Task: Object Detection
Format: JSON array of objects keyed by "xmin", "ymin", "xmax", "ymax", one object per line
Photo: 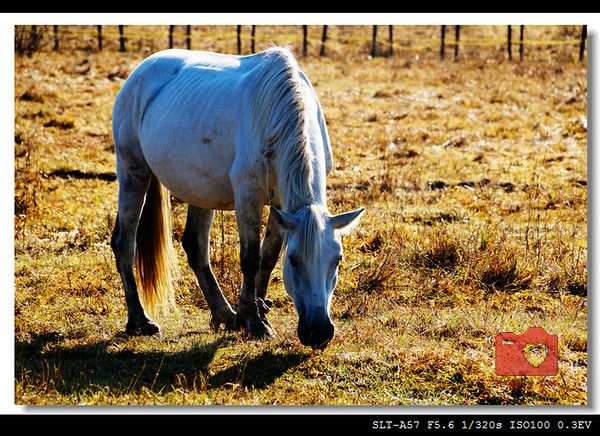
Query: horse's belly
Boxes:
[
  {"xmin": 166, "ymin": 174, "xmax": 235, "ymax": 211},
  {"xmin": 142, "ymin": 137, "xmax": 237, "ymax": 211}
]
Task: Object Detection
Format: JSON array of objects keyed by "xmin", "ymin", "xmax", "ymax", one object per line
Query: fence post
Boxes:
[
  {"xmin": 119, "ymin": 25, "xmax": 126, "ymax": 52},
  {"xmin": 237, "ymin": 25, "xmax": 242, "ymax": 54},
  {"xmin": 580, "ymin": 25, "xmax": 587, "ymax": 62},
  {"xmin": 454, "ymin": 25, "xmax": 460, "ymax": 60},
  {"xmin": 388, "ymin": 25, "xmax": 393, "ymax": 57},
  {"xmin": 97, "ymin": 25, "xmax": 103, "ymax": 51},
  {"xmin": 251, "ymin": 25, "xmax": 256, "ymax": 53},
  {"xmin": 186, "ymin": 25, "xmax": 191, "ymax": 50},
  {"xmin": 507, "ymin": 25, "xmax": 512, "ymax": 60},
  {"xmin": 320, "ymin": 25, "xmax": 328, "ymax": 57},
  {"xmin": 303, "ymin": 25, "xmax": 308, "ymax": 57},
  {"xmin": 519, "ymin": 25, "xmax": 524, "ymax": 61},
  {"xmin": 371, "ymin": 25, "xmax": 377, "ymax": 58},
  {"xmin": 53, "ymin": 25, "xmax": 59, "ymax": 51},
  {"xmin": 169, "ymin": 25, "xmax": 174, "ymax": 49},
  {"xmin": 440, "ymin": 25, "xmax": 446, "ymax": 59}
]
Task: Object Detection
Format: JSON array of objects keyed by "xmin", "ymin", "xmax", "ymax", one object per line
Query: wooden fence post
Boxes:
[
  {"xmin": 303, "ymin": 25, "xmax": 308, "ymax": 57},
  {"xmin": 388, "ymin": 25, "xmax": 393, "ymax": 57},
  {"xmin": 186, "ymin": 25, "xmax": 191, "ymax": 50},
  {"xmin": 237, "ymin": 25, "xmax": 242, "ymax": 54},
  {"xmin": 507, "ymin": 25, "xmax": 512, "ymax": 60},
  {"xmin": 53, "ymin": 25, "xmax": 59, "ymax": 51},
  {"xmin": 454, "ymin": 25, "xmax": 460, "ymax": 60},
  {"xmin": 580, "ymin": 25, "xmax": 587, "ymax": 62},
  {"xmin": 251, "ymin": 25, "xmax": 256, "ymax": 53},
  {"xmin": 320, "ymin": 25, "xmax": 328, "ymax": 57},
  {"xmin": 371, "ymin": 25, "xmax": 377, "ymax": 58},
  {"xmin": 119, "ymin": 25, "xmax": 126, "ymax": 52},
  {"xmin": 97, "ymin": 25, "xmax": 102, "ymax": 51},
  {"xmin": 519, "ymin": 25, "xmax": 524, "ymax": 61},
  {"xmin": 169, "ymin": 25, "xmax": 174, "ymax": 49},
  {"xmin": 440, "ymin": 25, "xmax": 446, "ymax": 59}
]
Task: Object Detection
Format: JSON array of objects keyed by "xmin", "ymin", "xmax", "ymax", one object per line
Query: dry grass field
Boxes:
[{"xmin": 14, "ymin": 25, "xmax": 587, "ymax": 405}]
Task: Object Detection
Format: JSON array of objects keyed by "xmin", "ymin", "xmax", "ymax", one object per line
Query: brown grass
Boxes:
[{"xmin": 14, "ymin": 25, "xmax": 587, "ymax": 405}]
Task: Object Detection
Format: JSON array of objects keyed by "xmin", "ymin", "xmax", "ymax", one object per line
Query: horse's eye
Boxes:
[{"xmin": 289, "ymin": 255, "xmax": 298, "ymax": 268}]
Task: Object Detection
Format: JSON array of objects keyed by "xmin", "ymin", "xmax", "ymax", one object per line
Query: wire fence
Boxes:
[{"xmin": 17, "ymin": 25, "xmax": 588, "ymax": 62}]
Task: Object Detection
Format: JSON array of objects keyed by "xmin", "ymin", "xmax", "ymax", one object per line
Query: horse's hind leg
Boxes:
[
  {"xmin": 182, "ymin": 205, "xmax": 236, "ymax": 331},
  {"xmin": 111, "ymin": 151, "xmax": 159, "ymax": 336}
]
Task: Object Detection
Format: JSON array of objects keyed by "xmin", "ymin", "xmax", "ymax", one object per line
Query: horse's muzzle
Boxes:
[{"xmin": 298, "ymin": 318, "xmax": 335, "ymax": 350}]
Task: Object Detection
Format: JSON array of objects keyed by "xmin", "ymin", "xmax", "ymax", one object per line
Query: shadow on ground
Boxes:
[{"xmin": 15, "ymin": 330, "xmax": 309, "ymax": 399}]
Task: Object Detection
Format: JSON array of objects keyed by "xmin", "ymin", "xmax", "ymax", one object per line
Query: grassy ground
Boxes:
[{"xmin": 14, "ymin": 25, "xmax": 587, "ymax": 405}]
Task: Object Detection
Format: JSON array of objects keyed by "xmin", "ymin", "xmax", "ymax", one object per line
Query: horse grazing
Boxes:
[{"xmin": 111, "ymin": 46, "xmax": 363, "ymax": 349}]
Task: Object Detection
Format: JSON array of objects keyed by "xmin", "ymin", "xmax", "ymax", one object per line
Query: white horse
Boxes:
[{"xmin": 111, "ymin": 46, "xmax": 363, "ymax": 349}]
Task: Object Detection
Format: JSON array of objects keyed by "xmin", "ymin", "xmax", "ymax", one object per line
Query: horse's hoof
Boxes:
[
  {"xmin": 235, "ymin": 298, "xmax": 274, "ymax": 338},
  {"xmin": 257, "ymin": 298, "xmax": 271, "ymax": 316},
  {"xmin": 126, "ymin": 319, "xmax": 161, "ymax": 336},
  {"xmin": 210, "ymin": 309, "xmax": 237, "ymax": 332},
  {"xmin": 245, "ymin": 315, "xmax": 274, "ymax": 339}
]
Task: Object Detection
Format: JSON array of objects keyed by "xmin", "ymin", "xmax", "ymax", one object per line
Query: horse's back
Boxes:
[
  {"xmin": 113, "ymin": 49, "xmax": 246, "ymax": 132},
  {"xmin": 112, "ymin": 47, "xmax": 331, "ymax": 210}
]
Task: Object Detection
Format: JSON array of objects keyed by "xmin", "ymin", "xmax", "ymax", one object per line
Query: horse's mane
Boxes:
[
  {"xmin": 250, "ymin": 46, "xmax": 315, "ymax": 214},
  {"xmin": 250, "ymin": 46, "xmax": 325, "ymax": 269}
]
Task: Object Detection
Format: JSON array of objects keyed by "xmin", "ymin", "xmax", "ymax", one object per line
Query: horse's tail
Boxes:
[{"xmin": 135, "ymin": 174, "xmax": 177, "ymax": 315}]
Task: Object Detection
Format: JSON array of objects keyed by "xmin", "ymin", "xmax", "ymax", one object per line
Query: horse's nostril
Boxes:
[
  {"xmin": 325, "ymin": 321, "xmax": 334, "ymax": 338},
  {"xmin": 297, "ymin": 321, "xmax": 311, "ymax": 346}
]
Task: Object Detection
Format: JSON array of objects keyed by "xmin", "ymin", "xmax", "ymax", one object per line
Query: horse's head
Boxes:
[{"xmin": 271, "ymin": 205, "xmax": 364, "ymax": 350}]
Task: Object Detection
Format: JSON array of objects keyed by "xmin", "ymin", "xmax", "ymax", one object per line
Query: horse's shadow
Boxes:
[{"xmin": 15, "ymin": 330, "xmax": 309, "ymax": 399}]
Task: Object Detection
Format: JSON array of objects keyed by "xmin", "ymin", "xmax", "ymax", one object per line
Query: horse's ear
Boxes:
[
  {"xmin": 331, "ymin": 207, "xmax": 365, "ymax": 234},
  {"xmin": 270, "ymin": 206, "xmax": 299, "ymax": 231}
]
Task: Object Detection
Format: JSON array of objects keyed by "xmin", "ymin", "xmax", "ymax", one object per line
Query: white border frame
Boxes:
[{"xmin": 2, "ymin": 12, "xmax": 596, "ymax": 415}]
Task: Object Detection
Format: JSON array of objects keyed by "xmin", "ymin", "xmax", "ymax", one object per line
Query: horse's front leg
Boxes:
[
  {"xmin": 255, "ymin": 207, "xmax": 283, "ymax": 305},
  {"xmin": 233, "ymin": 184, "xmax": 274, "ymax": 339}
]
